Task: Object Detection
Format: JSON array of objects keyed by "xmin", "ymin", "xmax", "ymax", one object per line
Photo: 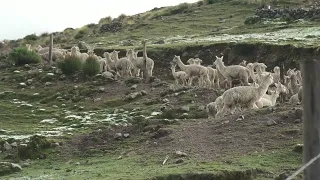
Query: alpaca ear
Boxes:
[
  {"xmin": 221, "ymin": 56, "xmax": 224, "ymax": 59},
  {"xmin": 215, "ymin": 56, "xmax": 218, "ymax": 59}
]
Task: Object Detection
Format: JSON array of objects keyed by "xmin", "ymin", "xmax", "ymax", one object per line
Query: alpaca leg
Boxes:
[
  {"xmin": 226, "ymin": 77, "xmax": 232, "ymax": 89},
  {"xmin": 188, "ymin": 77, "xmax": 193, "ymax": 87}
]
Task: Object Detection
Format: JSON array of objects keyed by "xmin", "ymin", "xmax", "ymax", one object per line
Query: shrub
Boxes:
[
  {"xmin": 74, "ymin": 32, "xmax": 84, "ymax": 39},
  {"xmin": 40, "ymin": 32, "xmax": 49, "ymax": 37},
  {"xmin": 57, "ymin": 55, "xmax": 82, "ymax": 75},
  {"xmin": 244, "ymin": 15, "xmax": 261, "ymax": 25},
  {"xmin": 99, "ymin": 16, "xmax": 113, "ymax": 24},
  {"xmin": 169, "ymin": 3, "xmax": 191, "ymax": 15},
  {"xmin": 8, "ymin": 47, "xmax": 42, "ymax": 66},
  {"xmin": 82, "ymin": 56, "xmax": 100, "ymax": 76},
  {"xmin": 24, "ymin": 33, "xmax": 38, "ymax": 41}
]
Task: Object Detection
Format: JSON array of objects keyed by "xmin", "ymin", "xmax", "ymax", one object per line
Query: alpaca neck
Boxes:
[
  {"xmin": 215, "ymin": 59, "xmax": 226, "ymax": 73},
  {"xmin": 271, "ymin": 93, "xmax": 279, "ymax": 106},
  {"xmin": 143, "ymin": 42, "xmax": 147, "ymax": 61},
  {"xmin": 248, "ymin": 68, "xmax": 256, "ymax": 81},
  {"xmin": 176, "ymin": 58, "xmax": 187, "ymax": 71},
  {"xmin": 171, "ymin": 68, "xmax": 176, "ymax": 76},
  {"xmin": 256, "ymin": 81, "xmax": 271, "ymax": 98}
]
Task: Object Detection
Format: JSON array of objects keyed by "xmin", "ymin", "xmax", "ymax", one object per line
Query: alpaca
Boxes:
[
  {"xmin": 187, "ymin": 58, "xmax": 217, "ymax": 88},
  {"xmin": 170, "ymin": 64, "xmax": 187, "ymax": 86},
  {"xmin": 216, "ymin": 73, "xmax": 273, "ymax": 117},
  {"xmin": 171, "ymin": 55, "xmax": 209, "ymax": 87},
  {"xmin": 289, "ymin": 70, "xmax": 300, "ymax": 95},
  {"xmin": 127, "ymin": 40, "xmax": 154, "ymax": 78},
  {"xmin": 271, "ymin": 66, "xmax": 280, "ymax": 83},
  {"xmin": 289, "ymin": 86, "xmax": 303, "ymax": 104},
  {"xmin": 206, "ymin": 96, "xmax": 223, "ymax": 119},
  {"xmin": 40, "ymin": 50, "xmax": 65, "ymax": 62},
  {"xmin": 253, "ymin": 62, "xmax": 267, "ymax": 72},
  {"xmin": 36, "ymin": 45, "xmax": 60, "ymax": 54},
  {"xmin": 112, "ymin": 50, "xmax": 133, "ymax": 77},
  {"xmin": 214, "ymin": 56, "xmax": 250, "ymax": 89},
  {"xmin": 104, "ymin": 52, "xmax": 116, "ymax": 72},
  {"xmin": 246, "ymin": 63, "xmax": 259, "ymax": 83},
  {"xmin": 256, "ymin": 90, "xmax": 280, "ymax": 108}
]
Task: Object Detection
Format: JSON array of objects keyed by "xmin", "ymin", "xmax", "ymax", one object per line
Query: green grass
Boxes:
[{"xmin": 2, "ymin": 148, "xmax": 301, "ymax": 179}]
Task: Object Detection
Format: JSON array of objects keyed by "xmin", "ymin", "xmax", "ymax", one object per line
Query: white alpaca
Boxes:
[
  {"xmin": 104, "ymin": 52, "xmax": 116, "ymax": 72},
  {"xmin": 256, "ymin": 90, "xmax": 280, "ymax": 108},
  {"xmin": 187, "ymin": 58, "xmax": 217, "ymax": 88},
  {"xmin": 271, "ymin": 66, "xmax": 280, "ymax": 83},
  {"xmin": 206, "ymin": 96, "xmax": 223, "ymax": 119},
  {"xmin": 253, "ymin": 62, "xmax": 267, "ymax": 72},
  {"xmin": 26, "ymin": 44, "xmax": 32, "ymax": 51},
  {"xmin": 214, "ymin": 56, "xmax": 250, "ymax": 89},
  {"xmin": 171, "ymin": 64, "xmax": 187, "ymax": 86},
  {"xmin": 40, "ymin": 50, "xmax": 65, "ymax": 62},
  {"xmin": 216, "ymin": 73, "xmax": 273, "ymax": 117},
  {"xmin": 127, "ymin": 40, "xmax": 154, "ymax": 78},
  {"xmin": 112, "ymin": 50, "xmax": 133, "ymax": 77},
  {"xmin": 171, "ymin": 55, "xmax": 209, "ymax": 87},
  {"xmin": 246, "ymin": 63, "xmax": 259, "ymax": 83}
]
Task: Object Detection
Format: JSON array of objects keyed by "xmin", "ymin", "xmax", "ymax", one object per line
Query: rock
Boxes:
[
  {"xmin": 75, "ymin": 162, "xmax": 80, "ymax": 165},
  {"xmin": 236, "ymin": 115, "xmax": 245, "ymax": 121},
  {"xmin": 151, "ymin": 112, "xmax": 162, "ymax": 116},
  {"xmin": 152, "ymin": 128, "xmax": 173, "ymax": 139},
  {"xmin": 14, "ymin": 70, "xmax": 20, "ymax": 73},
  {"xmin": 10, "ymin": 142, "xmax": 17, "ymax": 148},
  {"xmin": 266, "ymin": 119, "xmax": 277, "ymax": 126},
  {"xmin": 175, "ymin": 151, "xmax": 187, "ymax": 157},
  {"xmin": 123, "ymin": 133, "xmax": 130, "ymax": 138},
  {"xmin": 294, "ymin": 119, "xmax": 301, "ymax": 124},
  {"xmin": 33, "ymin": 93, "xmax": 39, "ymax": 96},
  {"xmin": 99, "ymin": 87, "xmax": 105, "ymax": 92},
  {"xmin": 19, "ymin": 83, "xmax": 27, "ymax": 87},
  {"xmin": 4, "ymin": 141, "xmax": 12, "ymax": 151},
  {"xmin": 114, "ymin": 133, "xmax": 122, "ymax": 139},
  {"xmin": 130, "ymin": 84, "xmax": 137, "ymax": 90},
  {"xmin": 102, "ymin": 71, "xmax": 114, "ymax": 79},
  {"xmin": 94, "ymin": 98, "xmax": 102, "ymax": 102},
  {"xmin": 293, "ymin": 144, "xmax": 303, "ymax": 153},
  {"xmin": 45, "ymin": 82, "xmax": 53, "ymax": 86},
  {"xmin": 114, "ymin": 109, "xmax": 119, "ymax": 114},
  {"xmin": 198, "ymin": 105, "xmax": 205, "ymax": 111},
  {"xmin": 162, "ymin": 98, "xmax": 170, "ymax": 103},
  {"xmin": 180, "ymin": 106, "xmax": 190, "ymax": 112},
  {"xmin": 140, "ymin": 90, "xmax": 147, "ymax": 96},
  {"xmin": 154, "ymin": 40, "xmax": 165, "ymax": 44},
  {"xmin": 275, "ymin": 172, "xmax": 289, "ymax": 180},
  {"xmin": 47, "ymin": 73, "xmax": 54, "ymax": 76},
  {"xmin": 0, "ymin": 162, "xmax": 22, "ymax": 175},
  {"xmin": 175, "ymin": 158, "xmax": 184, "ymax": 164}
]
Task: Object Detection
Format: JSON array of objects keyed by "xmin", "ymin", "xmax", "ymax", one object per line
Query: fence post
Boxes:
[
  {"xmin": 48, "ymin": 34, "xmax": 53, "ymax": 64},
  {"xmin": 301, "ymin": 59, "xmax": 320, "ymax": 180}
]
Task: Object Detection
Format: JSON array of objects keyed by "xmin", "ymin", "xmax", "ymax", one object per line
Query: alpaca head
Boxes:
[
  {"xmin": 126, "ymin": 49, "xmax": 134, "ymax": 57},
  {"xmin": 170, "ymin": 63, "xmax": 176, "ymax": 70},
  {"xmin": 71, "ymin": 46, "xmax": 78, "ymax": 55},
  {"xmin": 275, "ymin": 82, "xmax": 289, "ymax": 94},
  {"xmin": 111, "ymin": 50, "xmax": 120, "ymax": 60},
  {"xmin": 259, "ymin": 63, "xmax": 267, "ymax": 71},
  {"xmin": 194, "ymin": 58, "xmax": 203, "ymax": 65},
  {"xmin": 274, "ymin": 66, "xmax": 280, "ymax": 74},
  {"xmin": 187, "ymin": 58, "xmax": 195, "ymax": 65},
  {"xmin": 261, "ymin": 73, "xmax": 274, "ymax": 86},
  {"xmin": 172, "ymin": 55, "xmax": 181, "ymax": 64},
  {"xmin": 246, "ymin": 63, "xmax": 254, "ymax": 70},
  {"xmin": 213, "ymin": 56, "xmax": 224, "ymax": 66}
]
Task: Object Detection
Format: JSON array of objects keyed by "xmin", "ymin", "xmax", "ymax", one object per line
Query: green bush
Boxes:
[
  {"xmin": 82, "ymin": 56, "xmax": 100, "ymax": 76},
  {"xmin": 244, "ymin": 15, "xmax": 261, "ymax": 25},
  {"xmin": 57, "ymin": 54, "xmax": 82, "ymax": 75},
  {"xmin": 8, "ymin": 47, "xmax": 42, "ymax": 66},
  {"xmin": 24, "ymin": 33, "xmax": 38, "ymax": 41}
]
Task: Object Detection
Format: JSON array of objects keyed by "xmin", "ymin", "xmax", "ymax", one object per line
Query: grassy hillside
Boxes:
[{"xmin": 6, "ymin": 0, "xmax": 320, "ymax": 49}]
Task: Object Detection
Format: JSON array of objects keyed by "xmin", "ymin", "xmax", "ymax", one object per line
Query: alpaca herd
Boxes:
[
  {"xmin": 26, "ymin": 41, "xmax": 155, "ymax": 80},
  {"xmin": 169, "ymin": 54, "xmax": 303, "ymax": 119},
  {"xmin": 26, "ymin": 42, "xmax": 303, "ymax": 120}
]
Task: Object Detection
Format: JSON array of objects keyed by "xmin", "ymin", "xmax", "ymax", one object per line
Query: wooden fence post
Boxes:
[
  {"xmin": 301, "ymin": 59, "xmax": 320, "ymax": 180},
  {"xmin": 48, "ymin": 34, "xmax": 53, "ymax": 64}
]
